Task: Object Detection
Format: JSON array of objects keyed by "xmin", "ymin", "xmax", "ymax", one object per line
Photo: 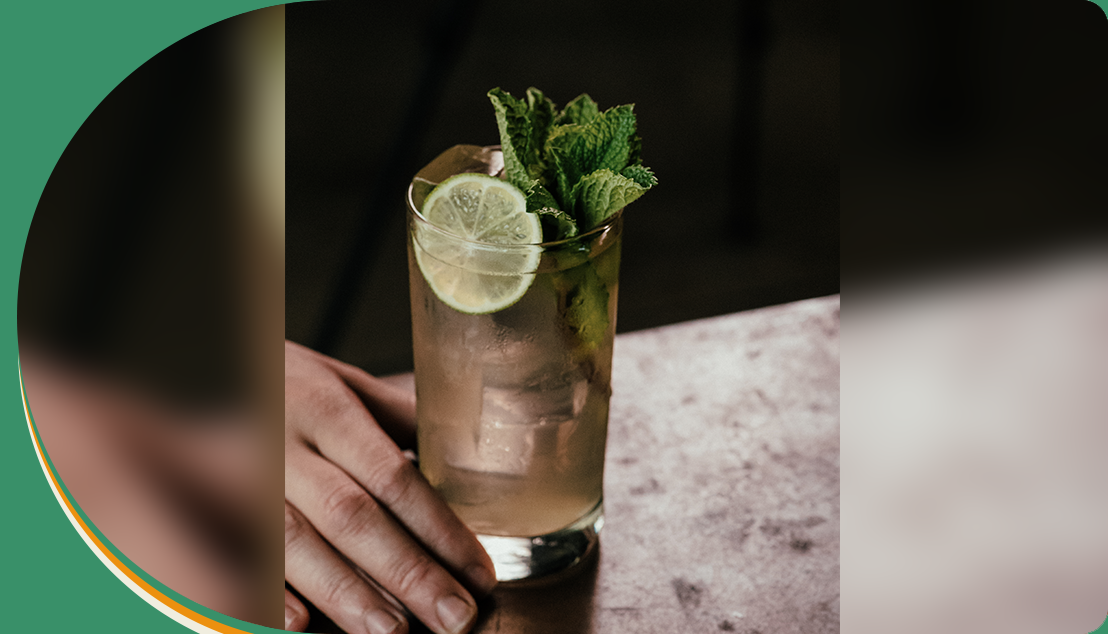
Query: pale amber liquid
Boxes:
[{"xmin": 409, "ymin": 235, "xmax": 619, "ymax": 537}]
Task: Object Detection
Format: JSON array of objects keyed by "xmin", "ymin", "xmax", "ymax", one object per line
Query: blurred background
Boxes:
[
  {"xmin": 844, "ymin": 0, "xmax": 1108, "ymax": 283},
  {"xmin": 842, "ymin": 1, "xmax": 1108, "ymax": 633},
  {"xmin": 285, "ymin": 0, "xmax": 840, "ymax": 374},
  {"xmin": 18, "ymin": 6, "xmax": 284, "ymax": 628}
]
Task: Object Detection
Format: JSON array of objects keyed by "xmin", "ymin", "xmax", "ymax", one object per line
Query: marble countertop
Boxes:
[{"xmin": 470, "ymin": 294, "xmax": 840, "ymax": 634}]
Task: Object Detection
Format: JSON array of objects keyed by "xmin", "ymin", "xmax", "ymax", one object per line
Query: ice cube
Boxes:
[
  {"xmin": 414, "ymin": 144, "xmax": 504, "ymax": 184},
  {"xmin": 471, "ymin": 370, "xmax": 589, "ymax": 476},
  {"xmin": 482, "ymin": 371, "xmax": 588, "ymax": 426}
]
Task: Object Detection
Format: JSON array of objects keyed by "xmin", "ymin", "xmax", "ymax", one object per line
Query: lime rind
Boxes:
[{"xmin": 413, "ymin": 174, "xmax": 542, "ymax": 314}]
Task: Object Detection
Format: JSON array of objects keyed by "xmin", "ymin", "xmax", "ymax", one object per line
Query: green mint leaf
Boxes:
[
  {"xmin": 526, "ymin": 184, "xmax": 579, "ymax": 240},
  {"xmin": 541, "ymin": 135, "xmax": 574, "ymax": 210},
  {"xmin": 488, "ymin": 88, "xmax": 541, "ymax": 192},
  {"xmin": 555, "ymin": 93, "xmax": 600, "ymax": 126},
  {"xmin": 525, "ymin": 183, "xmax": 559, "ymax": 213},
  {"xmin": 571, "ymin": 168, "xmax": 648, "ymax": 230},
  {"xmin": 571, "ymin": 104, "xmax": 638, "ymax": 174},
  {"xmin": 554, "ymin": 263, "xmax": 610, "ymax": 354},
  {"xmin": 627, "ymin": 132, "xmax": 643, "ymax": 165},
  {"xmin": 524, "ymin": 87, "xmax": 556, "ymax": 184},
  {"xmin": 620, "ymin": 164, "xmax": 658, "ymax": 188},
  {"xmin": 534, "ymin": 207, "xmax": 579, "ymax": 241},
  {"xmin": 544, "ymin": 105, "xmax": 638, "ymax": 210}
]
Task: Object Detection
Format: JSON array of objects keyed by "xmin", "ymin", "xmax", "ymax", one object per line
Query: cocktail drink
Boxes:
[{"xmin": 406, "ymin": 89, "xmax": 655, "ymax": 581}]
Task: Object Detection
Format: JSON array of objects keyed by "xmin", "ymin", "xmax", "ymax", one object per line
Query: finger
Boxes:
[
  {"xmin": 286, "ymin": 340, "xmax": 417, "ymax": 448},
  {"xmin": 295, "ymin": 388, "xmax": 496, "ymax": 597},
  {"xmin": 321, "ymin": 353, "xmax": 417, "ymax": 449},
  {"xmin": 285, "ymin": 501, "xmax": 408, "ymax": 634},
  {"xmin": 286, "ymin": 446, "xmax": 480, "ymax": 634},
  {"xmin": 284, "ymin": 588, "xmax": 309, "ymax": 632}
]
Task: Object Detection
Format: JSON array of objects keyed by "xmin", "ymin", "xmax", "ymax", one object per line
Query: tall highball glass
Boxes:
[{"xmin": 406, "ymin": 145, "xmax": 620, "ymax": 581}]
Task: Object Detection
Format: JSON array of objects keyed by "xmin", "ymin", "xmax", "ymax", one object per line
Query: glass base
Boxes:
[{"xmin": 476, "ymin": 500, "xmax": 604, "ymax": 582}]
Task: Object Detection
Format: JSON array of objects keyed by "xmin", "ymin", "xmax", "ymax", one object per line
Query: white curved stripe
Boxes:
[{"xmin": 18, "ymin": 364, "xmax": 225, "ymax": 634}]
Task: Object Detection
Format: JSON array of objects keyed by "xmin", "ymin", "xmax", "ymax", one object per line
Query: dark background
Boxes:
[
  {"xmin": 286, "ymin": 0, "xmax": 840, "ymax": 375},
  {"xmin": 843, "ymin": 0, "xmax": 1108, "ymax": 286}
]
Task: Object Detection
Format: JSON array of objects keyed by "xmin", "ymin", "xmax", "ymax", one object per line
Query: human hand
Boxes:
[{"xmin": 284, "ymin": 341, "xmax": 496, "ymax": 634}]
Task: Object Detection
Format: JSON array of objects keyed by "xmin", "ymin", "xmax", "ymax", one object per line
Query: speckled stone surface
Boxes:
[{"xmin": 469, "ymin": 295, "xmax": 841, "ymax": 634}]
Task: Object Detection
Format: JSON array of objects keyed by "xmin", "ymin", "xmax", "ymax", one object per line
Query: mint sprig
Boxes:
[
  {"xmin": 486, "ymin": 87, "xmax": 652, "ymax": 359},
  {"xmin": 487, "ymin": 87, "xmax": 656, "ymax": 242}
]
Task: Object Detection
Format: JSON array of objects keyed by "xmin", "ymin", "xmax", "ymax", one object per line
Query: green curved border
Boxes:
[{"xmin": 0, "ymin": 2, "xmax": 278, "ymax": 632}]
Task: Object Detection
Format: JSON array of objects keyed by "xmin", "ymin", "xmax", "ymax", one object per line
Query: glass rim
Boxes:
[{"xmin": 406, "ymin": 179, "xmax": 623, "ymax": 251}]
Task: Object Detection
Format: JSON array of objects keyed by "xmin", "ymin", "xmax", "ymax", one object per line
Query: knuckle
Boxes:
[
  {"xmin": 286, "ymin": 371, "xmax": 352, "ymax": 423},
  {"xmin": 392, "ymin": 552, "xmax": 439, "ymax": 597},
  {"xmin": 300, "ymin": 384, "xmax": 347, "ymax": 422},
  {"xmin": 321, "ymin": 483, "xmax": 381, "ymax": 540},
  {"xmin": 284, "ymin": 504, "xmax": 310, "ymax": 552},
  {"xmin": 369, "ymin": 455, "xmax": 416, "ymax": 509},
  {"xmin": 319, "ymin": 569, "xmax": 362, "ymax": 609}
]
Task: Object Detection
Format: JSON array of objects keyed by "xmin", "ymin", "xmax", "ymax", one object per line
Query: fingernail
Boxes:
[
  {"xmin": 365, "ymin": 609, "xmax": 403, "ymax": 634},
  {"xmin": 284, "ymin": 604, "xmax": 297, "ymax": 630},
  {"xmin": 435, "ymin": 594, "xmax": 476, "ymax": 634},
  {"xmin": 285, "ymin": 598, "xmax": 304, "ymax": 630},
  {"xmin": 464, "ymin": 563, "xmax": 497, "ymax": 597}
]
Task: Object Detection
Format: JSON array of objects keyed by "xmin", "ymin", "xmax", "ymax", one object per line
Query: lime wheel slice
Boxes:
[{"xmin": 414, "ymin": 173, "xmax": 542, "ymax": 314}]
